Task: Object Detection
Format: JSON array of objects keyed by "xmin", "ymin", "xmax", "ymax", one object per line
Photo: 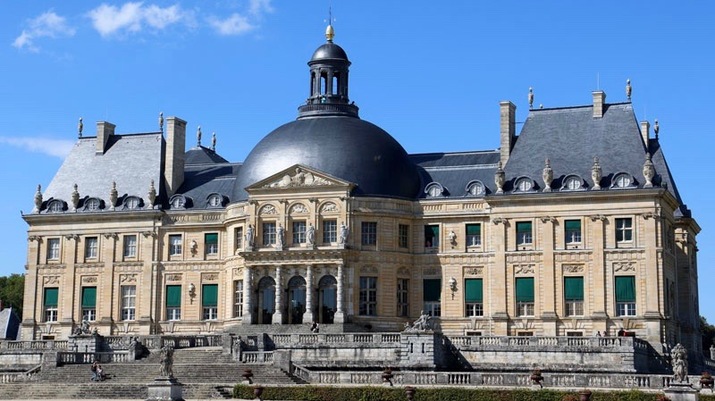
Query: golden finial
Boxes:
[
  {"xmin": 78, "ymin": 117, "xmax": 83, "ymax": 138},
  {"xmin": 325, "ymin": 6, "xmax": 335, "ymax": 42},
  {"xmin": 528, "ymin": 87, "xmax": 534, "ymax": 109},
  {"xmin": 626, "ymin": 79, "xmax": 632, "ymax": 100}
]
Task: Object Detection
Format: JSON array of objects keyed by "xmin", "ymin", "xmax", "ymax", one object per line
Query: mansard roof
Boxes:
[{"xmin": 410, "ymin": 151, "xmax": 500, "ymax": 198}]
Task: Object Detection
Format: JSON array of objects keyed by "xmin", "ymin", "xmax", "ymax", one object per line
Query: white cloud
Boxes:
[
  {"xmin": 0, "ymin": 137, "xmax": 74, "ymax": 159},
  {"xmin": 249, "ymin": 0, "xmax": 274, "ymax": 16},
  {"xmin": 208, "ymin": 13, "xmax": 255, "ymax": 36},
  {"xmin": 87, "ymin": 2, "xmax": 190, "ymax": 37},
  {"xmin": 12, "ymin": 11, "xmax": 76, "ymax": 52}
]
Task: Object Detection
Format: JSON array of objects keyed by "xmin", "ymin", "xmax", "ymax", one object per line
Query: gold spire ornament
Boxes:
[{"xmin": 325, "ymin": 6, "xmax": 335, "ymax": 42}]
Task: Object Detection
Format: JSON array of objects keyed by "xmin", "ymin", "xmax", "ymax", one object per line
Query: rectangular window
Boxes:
[
  {"xmin": 466, "ymin": 224, "xmax": 481, "ymax": 247},
  {"xmin": 424, "ymin": 225, "xmax": 439, "ymax": 250},
  {"xmin": 398, "ymin": 224, "xmax": 409, "ymax": 249},
  {"xmin": 121, "ymin": 285, "xmax": 136, "ymax": 321},
  {"xmin": 361, "ymin": 222, "xmax": 377, "ymax": 246},
  {"xmin": 262, "ymin": 222, "xmax": 276, "ymax": 245},
  {"xmin": 615, "ymin": 276, "xmax": 636, "ymax": 316},
  {"xmin": 423, "ymin": 278, "xmax": 441, "ymax": 317},
  {"xmin": 43, "ymin": 287, "xmax": 58, "ymax": 322},
  {"xmin": 166, "ymin": 285, "xmax": 182, "ymax": 320},
  {"xmin": 564, "ymin": 277, "xmax": 584, "ymax": 316},
  {"xmin": 169, "ymin": 235, "xmax": 182, "ymax": 256},
  {"xmin": 233, "ymin": 280, "xmax": 244, "ymax": 318},
  {"xmin": 47, "ymin": 238, "xmax": 60, "ymax": 260},
  {"xmin": 292, "ymin": 221, "xmax": 306, "ymax": 244},
  {"xmin": 565, "ymin": 220, "xmax": 582, "ymax": 244},
  {"xmin": 85, "ymin": 237, "xmax": 98, "ymax": 259},
  {"xmin": 397, "ymin": 278, "xmax": 409, "ymax": 317},
  {"xmin": 616, "ymin": 218, "xmax": 633, "ymax": 242},
  {"xmin": 123, "ymin": 235, "xmax": 137, "ymax": 258},
  {"xmin": 205, "ymin": 233, "xmax": 218, "ymax": 255},
  {"xmin": 359, "ymin": 276, "xmax": 377, "ymax": 316},
  {"xmin": 516, "ymin": 222, "xmax": 533, "ymax": 246},
  {"xmin": 235, "ymin": 227, "xmax": 244, "ymax": 252},
  {"xmin": 322, "ymin": 219, "xmax": 337, "ymax": 244},
  {"xmin": 81, "ymin": 286, "xmax": 97, "ymax": 322},
  {"xmin": 515, "ymin": 277, "xmax": 534, "ymax": 316},
  {"xmin": 465, "ymin": 278, "xmax": 483, "ymax": 317},
  {"xmin": 202, "ymin": 284, "xmax": 218, "ymax": 320}
]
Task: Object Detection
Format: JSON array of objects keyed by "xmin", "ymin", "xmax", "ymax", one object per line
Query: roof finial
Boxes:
[
  {"xmin": 78, "ymin": 117, "xmax": 83, "ymax": 138},
  {"xmin": 325, "ymin": 6, "xmax": 335, "ymax": 42},
  {"xmin": 626, "ymin": 79, "xmax": 632, "ymax": 101},
  {"xmin": 159, "ymin": 112, "xmax": 164, "ymax": 133},
  {"xmin": 211, "ymin": 132, "xmax": 216, "ymax": 151},
  {"xmin": 654, "ymin": 119, "xmax": 659, "ymax": 139},
  {"xmin": 528, "ymin": 87, "xmax": 534, "ymax": 110},
  {"xmin": 197, "ymin": 126, "xmax": 202, "ymax": 147}
]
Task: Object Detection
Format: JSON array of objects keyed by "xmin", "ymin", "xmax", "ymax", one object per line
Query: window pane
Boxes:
[
  {"xmin": 81, "ymin": 287, "xmax": 97, "ymax": 308},
  {"xmin": 423, "ymin": 279, "xmax": 441, "ymax": 302},
  {"xmin": 615, "ymin": 276, "xmax": 636, "ymax": 302},
  {"xmin": 361, "ymin": 222, "xmax": 377, "ymax": 245},
  {"xmin": 293, "ymin": 221, "xmax": 306, "ymax": 244},
  {"xmin": 124, "ymin": 235, "xmax": 137, "ymax": 257},
  {"xmin": 424, "ymin": 225, "xmax": 439, "ymax": 248},
  {"xmin": 166, "ymin": 285, "xmax": 182, "ymax": 307},
  {"xmin": 466, "ymin": 224, "xmax": 481, "ymax": 246},
  {"xmin": 323, "ymin": 220, "xmax": 337, "ymax": 243}
]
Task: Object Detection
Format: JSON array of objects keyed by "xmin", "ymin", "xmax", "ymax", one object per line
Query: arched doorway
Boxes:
[
  {"xmin": 257, "ymin": 277, "xmax": 275, "ymax": 324},
  {"xmin": 288, "ymin": 276, "xmax": 307, "ymax": 324},
  {"xmin": 318, "ymin": 275, "xmax": 337, "ymax": 324}
]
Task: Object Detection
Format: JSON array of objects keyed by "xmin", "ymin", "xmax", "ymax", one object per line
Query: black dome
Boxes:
[
  {"xmin": 233, "ymin": 116, "xmax": 421, "ymax": 200},
  {"xmin": 311, "ymin": 42, "xmax": 348, "ymax": 62}
]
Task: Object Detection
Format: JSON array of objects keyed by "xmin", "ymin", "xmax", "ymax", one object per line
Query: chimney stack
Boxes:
[
  {"xmin": 499, "ymin": 101, "xmax": 517, "ymax": 166},
  {"xmin": 592, "ymin": 91, "xmax": 606, "ymax": 118},
  {"xmin": 164, "ymin": 117, "xmax": 187, "ymax": 196},
  {"xmin": 96, "ymin": 121, "xmax": 116, "ymax": 155},
  {"xmin": 640, "ymin": 121, "xmax": 650, "ymax": 148}
]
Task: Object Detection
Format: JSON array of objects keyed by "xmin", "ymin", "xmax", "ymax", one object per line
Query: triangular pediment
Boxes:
[{"xmin": 246, "ymin": 164, "xmax": 355, "ymax": 192}]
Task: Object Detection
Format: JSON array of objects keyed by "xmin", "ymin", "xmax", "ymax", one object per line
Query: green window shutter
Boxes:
[
  {"xmin": 564, "ymin": 277, "xmax": 584, "ymax": 301},
  {"xmin": 424, "ymin": 225, "xmax": 439, "ymax": 238},
  {"xmin": 202, "ymin": 284, "xmax": 218, "ymax": 307},
  {"xmin": 205, "ymin": 233, "xmax": 218, "ymax": 244},
  {"xmin": 166, "ymin": 285, "xmax": 182, "ymax": 307},
  {"xmin": 465, "ymin": 279, "xmax": 483, "ymax": 303},
  {"xmin": 44, "ymin": 288, "xmax": 58, "ymax": 307},
  {"xmin": 615, "ymin": 276, "xmax": 636, "ymax": 302},
  {"xmin": 515, "ymin": 277, "xmax": 534, "ymax": 302},
  {"xmin": 466, "ymin": 224, "xmax": 481, "ymax": 235},
  {"xmin": 81, "ymin": 287, "xmax": 97, "ymax": 308},
  {"xmin": 517, "ymin": 222, "xmax": 532, "ymax": 233},
  {"xmin": 423, "ymin": 279, "xmax": 441, "ymax": 302},
  {"xmin": 565, "ymin": 220, "xmax": 581, "ymax": 230}
]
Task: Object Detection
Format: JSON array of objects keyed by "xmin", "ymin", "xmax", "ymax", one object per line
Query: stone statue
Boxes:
[
  {"xmin": 109, "ymin": 181, "xmax": 118, "ymax": 211},
  {"xmin": 542, "ymin": 159, "xmax": 553, "ymax": 192},
  {"xmin": 159, "ymin": 112, "xmax": 164, "ymax": 132},
  {"xmin": 211, "ymin": 132, "xmax": 216, "ymax": 151},
  {"xmin": 276, "ymin": 224, "xmax": 285, "ymax": 249},
  {"xmin": 160, "ymin": 344, "xmax": 175, "ymax": 377},
  {"xmin": 403, "ymin": 311, "xmax": 432, "ymax": 332},
  {"xmin": 33, "ymin": 184, "xmax": 43, "ymax": 213},
  {"xmin": 591, "ymin": 157, "xmax": 602, "ymax": 190},
  {"xmin": 528, "ymin": 87, "xmax": 534, "ymax": 109},
  {"xmin": 71, "ymin": 184, "xmax": 80, "ymax": 211},
  {"xmin": 80, "ymin": 319, "xmax": 91, "ymax": 335},
  {"xmin": 494, "ymin": 161, "xmax": 505, "ymax": 194},
  {"xmin": 245, "ymin": 224, "xmax": 254, "ymax": 250},
  {"xmin": 338, "ymin": 222, "xmax": 349, "ymax": 245},
  {"xmin": 196, "ymin": 126, "xmax": 202, "ymax": 147},
  {"xmin": 306, "ymin": 223, "xmax": 315, "ymax": 246},
  {"xmin": 147, "ymin": 180, "xmax": 156, "ymax": 209},
  {"xmin": 671, "ymin": 343, "xmax": 688, "ymax": 383},
  {"xmin": 643, "ymin": 153, "xmax": 655, "ymax": 188}
]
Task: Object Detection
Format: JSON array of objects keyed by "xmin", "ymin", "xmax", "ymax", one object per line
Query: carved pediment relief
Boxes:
[
  {"xmin": 613, "ymin": 262, "xmax": 636, "ymax": 272},
  {"xmin": 562, "ymin": 264, "xmax": 584, "ymax": 274},
  {"xmin": 514, "ymin": 264, "xmax": 535, "ymax": 275},
  {"xmin": 247, "ymin": 164, "xmax": 355, "ymax": 192}
]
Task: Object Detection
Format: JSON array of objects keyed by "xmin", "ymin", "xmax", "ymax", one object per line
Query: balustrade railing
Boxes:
[
  {"xmin": 57, "ymin": 351, "xmax": 130, "ymax": 364},
  {"xmin": 0, "ymin": 340, "xmax": 67, "ymax": 351},
  {"xmin": 242, "ymin": 351, "xmax": 273, "ymax": 364}
]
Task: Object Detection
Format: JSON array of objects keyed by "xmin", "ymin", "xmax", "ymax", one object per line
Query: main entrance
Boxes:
[
  {"xmin": 257, "ymin": 277, "xmax": 275, "ymax": 324},
  {"xmin": 318, "ymin": 275, "xmax": 337, "ymax": 324},
  {"xmin": 288, "ymin": 276, "xmax": 306, "ymax": 324}
]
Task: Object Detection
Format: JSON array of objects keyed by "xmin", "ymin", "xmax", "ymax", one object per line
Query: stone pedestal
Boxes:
[
  {"xmin": 146, "ymin": 377, "xmax": 183, "ymax": 401},
  {"xmin": 664, "ymin": 383, "xmax": 699, "ymax": 401}
]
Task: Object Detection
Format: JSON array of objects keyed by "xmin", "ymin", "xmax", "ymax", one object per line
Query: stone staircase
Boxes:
[{"xmin": 0, "ymin": 346, "xmax": 300, "ymax": 399}]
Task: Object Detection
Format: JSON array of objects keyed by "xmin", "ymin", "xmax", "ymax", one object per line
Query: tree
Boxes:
[
  {"xmin": 701, "ymin": 315, "xmax": 715, "ymax": 355},
  {"xmin": 0, "ymin": 273, "xmax": 24, "ymax": 319}
]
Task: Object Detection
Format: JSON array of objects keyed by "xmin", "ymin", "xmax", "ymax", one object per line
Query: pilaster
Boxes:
[
  {"xmin": 303, "ymin": 265, "xmax": 315, "ymax": 323},
  {"xmin": 273, "ymin": 266, "xmax": 283, "ymax": 324},
  {"xmin": 334, "ymin": 263, "xmax": 345, "ymax": 323}
]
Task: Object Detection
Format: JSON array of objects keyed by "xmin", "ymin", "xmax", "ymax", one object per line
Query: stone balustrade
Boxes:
[
  {"xmin": 0, "ymin": 340, "xmax": 68, "ymax": 351},
  {"xmin": 242, "ymin": 351, "xmax": 274, "ymax": 364},
  {"xmin": 57, "ymin": 351, "xmax": 130, "ymax": 364}
]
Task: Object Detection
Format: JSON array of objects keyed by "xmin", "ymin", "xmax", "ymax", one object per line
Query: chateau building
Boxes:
[{"xmin": 21, "ymin": 25, "xmax": 701, "ymax": 359}]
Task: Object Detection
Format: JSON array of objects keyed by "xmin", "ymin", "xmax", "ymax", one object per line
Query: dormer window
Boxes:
[
  {"xmin": 123, "ymin": 196, "xmax": 142, "ymax": 210},
  {"xmin": 425, "ymin": 182, "xmax": 445, "ymax": 198},
  {"xmin": 84, "ymin": 197, "xmax": 102, "ymax": 211},
  {"xmin": 47, "ymin": 199, "xmax": 65, "ymax": 213},
  {"xmin": 465, "ymin": 180, "xmax": 485, "ymax": 197},
  {"xmin": 170, "ymin": 195, "xmax": 186, "ymax": 210},
  {"xmin": 612, "ymin": 173, "xmax": 634, "ymax": 189},
  {"xmin": 207, "ymin": 193, "xmax": 224, "ymax": 208},
  {"xmin": 514, "ymin": 177, "xmax": 534, "ymax": 192},
  {"xmin": 561, "ymin": 175, "xmax": 584, "ymax": 191}
]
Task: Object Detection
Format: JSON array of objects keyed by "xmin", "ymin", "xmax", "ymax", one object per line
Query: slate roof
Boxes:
[
  {"xmin": 0, "ymin": 307, "xmax": 20, "ymax": 340},
  {"xmin": 173, "ymin": 146, "xmax": 239, "ymax": 210},
  {"xmin": 42, "ymin": 133, "xmax": 163, "ymax": 211},
  {"xmin": 410, "ymin": 151, "xmax": 500, "ymax": 198}
]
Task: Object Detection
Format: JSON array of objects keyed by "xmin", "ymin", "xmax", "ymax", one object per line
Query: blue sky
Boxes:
[{"xmin": 1, "ymin": 2, "xmax": 713, "ymax": 318}]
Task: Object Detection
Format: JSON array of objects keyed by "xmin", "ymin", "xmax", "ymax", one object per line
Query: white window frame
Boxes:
[
  {"xmin": 169, "ymin": 235, "xmax": 182, "ymax": 256},
  {"xmin": 121, "ymin": 285, "xmax": 136, "ymax": 321},
  {"xmin": 123, "ymin": 235, "xmax": 137, "ymax": 258},
  {"xmin": 85, "ymin": 237, "xmax": 98, "ymax": 259},
  {"xmin": 234, "ymin": 280, "xmax": 244, "ymax": 318},
  {"xmin": 47, "ymin": 238, "xmax": 60, "ymax": 260}
]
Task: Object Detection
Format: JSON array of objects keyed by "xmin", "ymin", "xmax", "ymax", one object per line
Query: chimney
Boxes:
[
  {"xmin": 640, "ymin": 121, "xmax": 650, "ymax": 148},
  {"xmin": 499, "ymin": 101, "xmax": 517, "ymax": 166},
  {"xmin": 96, "ymin": 121, "xmax": 116, "ymax": 155},
  {"xmin": 164, "ymin": 117, "xmax": 187, "ymax": 196},
  {"xmin": 592, "ymin": 91, "xmax": 606, "ymax": 118}
]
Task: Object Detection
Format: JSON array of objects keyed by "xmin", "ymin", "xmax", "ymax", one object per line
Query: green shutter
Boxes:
[
  {"xmin": 424, "ymin": 225, "xmax": 439, "ymax": 238},
  {"xmin": 202, "ymin": 284, "xmax": 218, "ymax": 307},
  {"xmin": 565, "ymin": 220, "xmax": 581, "ymax": 230},
  {"xmin": 564, "ymin": 277, "xmax": 583, "ymax": 301},
  {"xmin": 81, "ymin": 287, "xmax": 97, "ymax": 308},
  {"xmin": 515, "ymin": 277, "xmax": 534, "ymax": 302},
  {"xmin": 465, "ymin": 279, "xmax": 483, "ymax": 303},
  {"xmin": 423, "ymin": 279, "xmax": 441, "ymax": 302},
  {"xmin": 166, "ymin": 285, "xmax": 182, "ymax": 307},
  {"xmin": 517, "ymin": 222, "xmax": 532, "ymax": 233},
  {"xmin": 44, "ymin": 288, "xmax": 58, "ymax": 307},
  {"xmin": 615, "ymin": 276, "xmax": 636, "ymax": 302},
  {"xmin": 205, "ymin": 233, "xmax": 218, "ymax": 244},
  {"xmin": 466, "ymin": 224, "xmax": 481, "ymax": 235}
]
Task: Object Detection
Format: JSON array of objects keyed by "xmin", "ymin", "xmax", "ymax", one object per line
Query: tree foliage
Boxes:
[
  {"xmin": 0, "ymin": 273, "xmax": 24, "ymax": 319},
  {"xmin": 702, "ymin": 315, "xmax": 715, "ymax": 354}
]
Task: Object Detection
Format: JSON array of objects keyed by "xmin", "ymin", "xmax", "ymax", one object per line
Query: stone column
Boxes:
[
  {"xmin": 540, "ymin": 218, "xmax": 557, "ymax": 336},
  {"xmin": 590, "ymin": 216, "xmax": 608, "ymax": 324},
  {"xmin": 273, "ymin": 266, "xmax": 283, "ymax": 324},
  {"xmin": 243, "ymin": 267, "xmax": 253, "ymax": 324},
  {"xmin": 334, "ymin": 263, "xmax": 345, "ymax": 323},
  {"xmin": 303, "ymin": 265, "xmax": 315, "ymax": 324},
  {"xmin": 490, "ymin": 218, "xmax": 509, "ymax": 335}
]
